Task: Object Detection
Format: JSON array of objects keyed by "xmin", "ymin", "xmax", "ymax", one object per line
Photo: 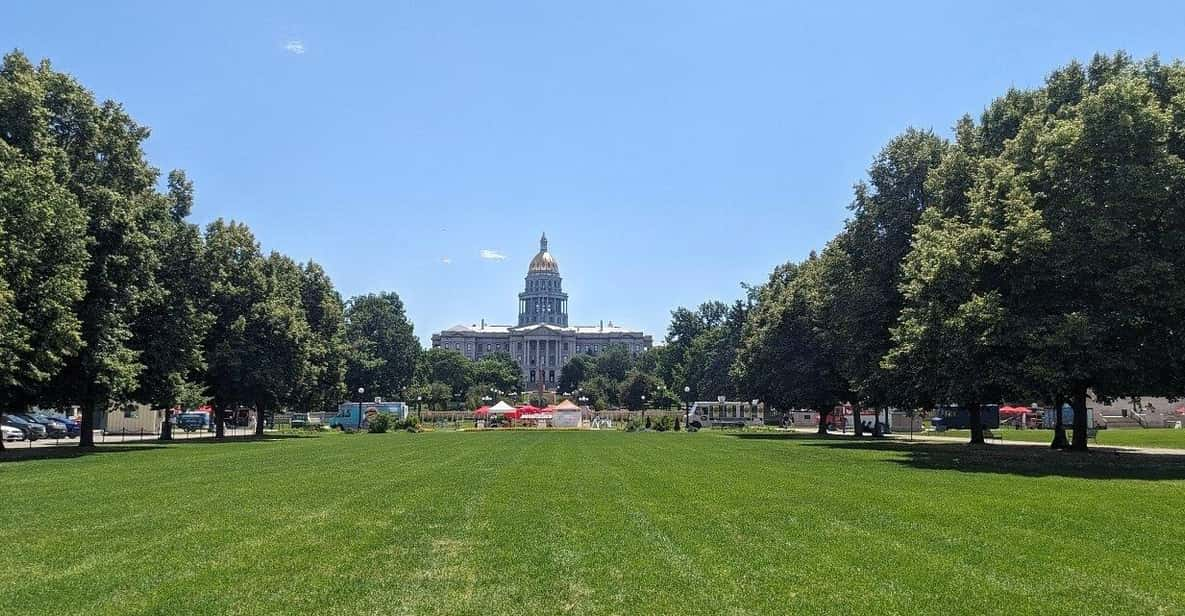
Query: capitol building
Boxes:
[{"xmin": 431, "ymin": 233, "xmax": 653, "ymax": 389}]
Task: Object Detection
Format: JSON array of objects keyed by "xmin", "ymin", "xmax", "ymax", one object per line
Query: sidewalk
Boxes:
[{"xmin": 2, "ymin": 426, "xmax": 259, "ymax": 449}]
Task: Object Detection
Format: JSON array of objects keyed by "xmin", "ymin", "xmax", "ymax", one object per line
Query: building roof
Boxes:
[{"xmin": 435, "ymin": 321, "xmax": 647, "ymax": 336}]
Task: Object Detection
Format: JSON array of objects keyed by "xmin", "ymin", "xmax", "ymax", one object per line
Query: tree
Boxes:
[
  {"xmin": 619, "ymin": 370, "xmax": 659, "ymax": 412},
  {"xmin": 418, "ymin": 348, "xmax": 470, "ymax": 402},
  {"xmin": 557, "ymin": 354, "xmax": 592, "ymax": 394},
  {"xmin": 470, "ymin": 352, "xmax": 522, "ymax": 394},
  {"xmin": 735, "ymin": 257, "xmax": 851, "ymax": 434},
  {"xmin": 345, "ymin": 292, "xmax": 420, "ymax": 400},
  {"xmin": 296, "ymin": 261, "xmax": 348, "ymax": 414},
  {"xmin": 0, "ymin": 141, "xmax": 87, "ymax": 419},
  {"xmin": 202, "ymin": 220, "xmax": 267, "ymax": 439},
  {"xmin": 593, "ymin": 344, "xmax": 634, "ymax": 382},
  {"xmin": 885, "ymin": 151, "xmax": 1051, "ymax": 444},
  {"xmin": 19, "ymin": 53, "xmax": 170, "ymax": 447},
  {"xmin": 426, "ymin": 381, "xmax": 452, "ymax": 411},
  {"xmin": 820, "ymin": 129, "xmax": 949, "ymax": 419},
  {"xmin": 682, "ymin": 300, "xmax": 748, "ymax": 402},
  {"xmin": 129, "ymin": 171, "xmax": 212, "ymax": 440},
  {"xmin": 243, "ymin": 253, "xmax": 313, "ymax": 435},
  {"xmin": 659, "ymin": 301, "xmax": 728, "ymax": 394}
]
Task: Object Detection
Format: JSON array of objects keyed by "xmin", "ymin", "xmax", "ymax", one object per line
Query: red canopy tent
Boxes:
[
  {"xmin": 473, "ymin": 406, "xmax": 490, "ymax": 417},
  {"xmin": 999, "ymin": 405, "xmax": 1032, "ymax": 416}
]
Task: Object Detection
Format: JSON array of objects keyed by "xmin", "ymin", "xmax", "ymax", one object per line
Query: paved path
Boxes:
[
  {"xmin": 782, "ymin": 425, "xmax": 1185, "ymax": 456},
  {"xmin": 2, "ymin": 427, "xmax": 260, "ymax": 449}
]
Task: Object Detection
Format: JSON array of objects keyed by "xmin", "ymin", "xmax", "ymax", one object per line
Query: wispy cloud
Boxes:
[
  {"xmin": 440, "ymin": 257, "xmax": 452, "ymax": 265},
  {"xmin": 480, "ymin": 249, "xmax": 506, "ymax": 261},
  {"xmin": 283, "ymin": 40, "xmax": 306, "ymax": 55}
]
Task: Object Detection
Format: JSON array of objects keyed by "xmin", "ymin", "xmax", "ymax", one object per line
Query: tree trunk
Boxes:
[
  {"xmin": 214, "ymin": 400, "xmax": 225, "ymax": 439},
  {"xmin": 79, "ymin": 398, "xmax": 96, "ymax": 447},
  {"xmin": 967, "ymin": 402, "xmax": 985, "ymax": 445},
  {"xmin": 255, "ymin": 406, "xmax": 265, "ymax": 437},
  {"xmin": 853, "ymin": 406, "xmax": 863, "ymax": 436},
  {"xmin": 160, "ymin": 408, "xmax": 173, "ymax": 441},
  {"xmin": 1070, "ymin": 385, "xmax": 1089, "ymax": 451},
  {"xmin": 1050, "ymin": 395, "xmax": 1069, "ymax": 449},
  {"xmin": 816, "ymin": 409, "xmax": 829, "ymax": 435}
]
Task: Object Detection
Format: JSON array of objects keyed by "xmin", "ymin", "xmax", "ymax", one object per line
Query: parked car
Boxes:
[
  {"xmin": 2, "ymin": 414, "xmax": 45, "ymax": 440},
  {"xmin": 19, "ymin": 413, "xmax": 68, "ymax": 439},
  {"xmin": 2, "ymin": 424, "xmax": 24, "ymax": 441},
  {"xmin": 176, "ymin": 412, "xmax": 210, "ymax": 432},
  {"xmin": 42, "ymin": 412, "xmax": 81, "ymax": 438},
  {"xmin": 291, "ymin": 413, "xmax": 309, "ymax": 428}
]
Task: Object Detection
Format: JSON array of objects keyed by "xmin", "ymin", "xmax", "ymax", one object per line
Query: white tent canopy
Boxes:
[{"xmin": 488, "ymin": 401, "xmax": 516, "ymax": 414}]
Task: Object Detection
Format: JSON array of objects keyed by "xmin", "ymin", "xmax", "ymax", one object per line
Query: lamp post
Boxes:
[
  {"xmin": 416, "ymin": 396, "xmax": 422, "ymax": 419},
  {"xmin": 641, "ymin": 394, "xmax": 646, "ymax": 421},
  {"xmin": 684, "ymin": 386, "xmax": 691, "ymax": 427},
  {"xmin": 357, "ymin": 387, "xmax": 365, "ymax": 430}
]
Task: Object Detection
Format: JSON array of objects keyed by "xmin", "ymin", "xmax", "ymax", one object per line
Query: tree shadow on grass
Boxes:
[
  {"xmin": 0, "ymin": 433, "xmax": 317, "ymax": 464},
  {"xmin": 728, "ymin": 433, "xmax": 1185, "ymax": 480}
]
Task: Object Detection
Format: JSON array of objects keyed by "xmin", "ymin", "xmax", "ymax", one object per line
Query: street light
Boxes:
[
  {"xmin": 416, "ymin": 395, "xmax": 423, "ymax": 420},
  {"xmin": 641, "ymin": 394, "xmax": 647, "ymax": 421},
  {"xmin": 357, "ymin": 387, "xmax": 365, "ymax": 430},
  {"xmin": 684, "ymin": 386, "xmax": 691, "ymax": 428}
]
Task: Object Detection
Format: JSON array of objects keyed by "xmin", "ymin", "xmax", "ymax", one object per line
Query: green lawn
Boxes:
[
  {"xmin": 4, "ymin": 431, "xmax": 1185, "ymax": 615},
  {"xmin": 932, "ymin": 427, "xmax": 1185, "ymax": 449}
]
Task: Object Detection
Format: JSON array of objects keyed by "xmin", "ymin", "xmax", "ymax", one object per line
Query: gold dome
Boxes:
[{"xmin": 528, "ymin": 233, "xmax": 559, "ymax": 273}]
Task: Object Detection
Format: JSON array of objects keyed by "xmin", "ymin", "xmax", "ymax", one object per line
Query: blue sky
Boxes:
[{"xmin": 5, "ymin": 1, "xmax": 1184, "ymax": 344}]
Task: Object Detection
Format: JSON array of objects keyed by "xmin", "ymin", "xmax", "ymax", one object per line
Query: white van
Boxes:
[{"xmin": 686, "ymin": 401, "xmax": 764, "ymax": 430}]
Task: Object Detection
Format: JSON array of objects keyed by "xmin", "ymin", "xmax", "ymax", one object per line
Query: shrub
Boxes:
[
  {"xmin": 625, "ymin": 417, "xmax": 645, "ymax": 432},
  {"xmin": 367, "ymin": 414, "xmax": 390, "ymax": 433},
  {"xmin": 674, "ymin": 416, "xmax": 681, "ymax": 431},
  {"xmin": 653, "ymin": 415, "xmax": 674, "ymax": 432},
  {"xmin": 394, "ymin": 415, "xmax": 423, "ymax": 433},
  {"xmin": 644, "ymin": 416, "xmax": 652, "ymax": 430}
]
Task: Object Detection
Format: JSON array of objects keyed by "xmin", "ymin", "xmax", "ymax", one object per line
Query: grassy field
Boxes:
[
  {"xmin": 4, "ymin": 431, "xmax": 1185, "ymax": 615},
  {"xmin": 931, "ymin": 427, "xmax": 1185, "ymax": 449}
]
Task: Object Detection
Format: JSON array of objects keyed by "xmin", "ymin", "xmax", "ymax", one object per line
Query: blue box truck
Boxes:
[{"xmin": 328, "ymin": 401, "xmax": 409, "ymax": 430}]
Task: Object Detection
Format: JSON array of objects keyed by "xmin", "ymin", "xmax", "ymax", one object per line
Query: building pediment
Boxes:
[{"xmin": 510, "ymin": 323, "xmax": 570, "ymax": 335}]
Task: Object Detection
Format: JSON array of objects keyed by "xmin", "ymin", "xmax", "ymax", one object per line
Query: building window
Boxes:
[
  {"xmin": 548, "ymin": 370, "xmax": 555, "ymax": 382},
  {"xmin": 529, "ymin": 370, "xmax": 536, "ymax": 383},
  {"xmin": 517, "ymin": 342, "xmax": 523, "ymax": 351},
  {"xmin": 562, "ymin": 342, "xmax": 568, "ymax": 351},
  {"xmin": 486, "ymin": 343, "xmax": 491, "ymax": 351}
]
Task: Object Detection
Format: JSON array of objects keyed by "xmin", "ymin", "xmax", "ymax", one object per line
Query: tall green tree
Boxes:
[
  {"xmin": 683, "ymin": 300, "xmax": 748, "ymax": 401},
  {"xmin": 15, "ymin": 53, "xmax": 171, "ymax": 446},
  {"xmin": 418, "ymin": 348, "xmax": 470, "ymax": 402},
  {"xmin": 470, "ymin": 352, "xmax": 522, "ymax": 394},
  {"xmin": 296, "ymin": 261, "xmax": 348, "ymax": 414},
  {"xmin": 244, "ymin": 253, "xmax": 313, "ymax": 435},
  {"xmin": 0, "ymin": 142, "xmax": 87, "ymax": 417},
  {"xmin": 619, "ymin": 370, "xmax": 659, "ymax": 412},
  {"xmin": 129, "ymin": 170, "xmax": 212, "ymax": 440},
  {"xmin": 344, "ymin": 292, "xmax": 420, "ymax": 399},
  {"xmin": 201, "ymin": 219, "xmax": 267, "ymax": 438},
  {"xmin": 557, "ymin": 354, "xmax": 592, "ymax": 394},
  {"xmin": 820, "ymin": 129, "xmax": 949, "ymax": 420},
  {"xmin": 736, "ymin": 257, "xmax": 851, "ymax": 434}
]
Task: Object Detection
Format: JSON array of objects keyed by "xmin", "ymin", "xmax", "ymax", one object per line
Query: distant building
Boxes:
[{"xmin": 431, "ymin": 233, "xmax": 652, "ymax": 389}]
